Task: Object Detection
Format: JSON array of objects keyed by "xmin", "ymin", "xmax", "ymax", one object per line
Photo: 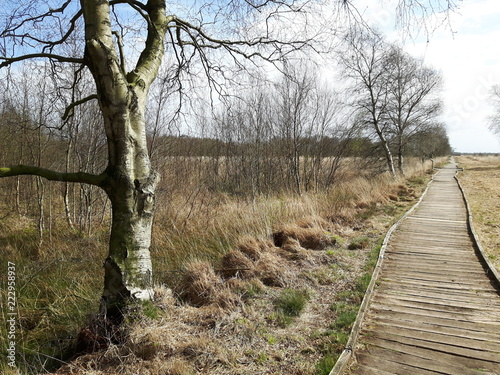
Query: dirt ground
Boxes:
[{"xmin": 456, "ymin": 155, "xmax": 500, "ymax": 273}]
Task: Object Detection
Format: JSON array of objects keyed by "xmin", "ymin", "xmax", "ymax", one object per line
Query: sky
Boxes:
[{"xmin": 359, "ymin": 0, "xmax": 500, "ymax": 153}]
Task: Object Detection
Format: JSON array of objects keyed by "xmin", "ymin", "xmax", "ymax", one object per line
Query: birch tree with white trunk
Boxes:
[
  {"xmin": 338, "ymin": 28, "xmax": 397, "ymax": 177},
  {"xmin": 0, "ymin": 0, "xmax": 327, "ymax": 321}
]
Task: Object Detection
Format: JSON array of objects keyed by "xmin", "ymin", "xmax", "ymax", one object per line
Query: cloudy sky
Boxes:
[{"xmin": 360, "ymin": 0, "xmax": 500, "ymax": 153}]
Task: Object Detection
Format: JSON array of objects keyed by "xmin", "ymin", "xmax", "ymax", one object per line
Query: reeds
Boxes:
[{"xmin": 0, "ymin": 156, "xmax": 444, "ymax": 374}]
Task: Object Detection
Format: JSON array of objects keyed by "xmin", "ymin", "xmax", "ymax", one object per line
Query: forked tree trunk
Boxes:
[{"xmin": 80, "ymin": 0, "xmax": 166, "ymax": 318}]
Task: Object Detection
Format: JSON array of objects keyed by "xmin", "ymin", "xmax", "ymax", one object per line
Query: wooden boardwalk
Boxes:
[{"xmin": 337, "ymin": 162, "xmax": 500, "ymax": 374}]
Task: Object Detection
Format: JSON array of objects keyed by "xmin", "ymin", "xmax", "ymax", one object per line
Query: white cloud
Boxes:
[{"xmin": 397, "ymin": 0, "xmax": 500, "ymax": 153}]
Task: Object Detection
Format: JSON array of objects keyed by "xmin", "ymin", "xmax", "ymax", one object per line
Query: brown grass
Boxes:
[
  {"xmin": 273, "ymin": 224, "xmax": 333, "ymax": 250},
  {"xmin": 236, "ymin": 235, "xmax": 273, "ymax": 261},
  {"xmin": 175, "ymin": 260, "xmax": 237, "ymax": 308},
  {"xmin": 456, "ymin": 155, "xmax": 500, "ymax": 272},
  {"xmin": 0, "ymin": 156, "xmax": 444, "ymax": 375}
]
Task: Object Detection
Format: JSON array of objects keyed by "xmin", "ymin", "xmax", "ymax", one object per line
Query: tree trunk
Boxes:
[
  {"xmin": 80, "ymin": 0, "xmax": 166, "ymax": 318},
  {"xmin": 95, "ymin": 99, "xmax": 160, "ymax": 320},
  {"xmin": 101, "ymin": 168, "xmax": 158, "ymax": 320},
  {"xmin": 383, "ymin": 141, "xmax": 396, "ymax": 177},
  {"xmin": 397, "ymin": 140, "xmax": 405, "ymax": 176},
  {"xmin": 374, "ymin": 121, "xmax": 396, "ymax": 177}
]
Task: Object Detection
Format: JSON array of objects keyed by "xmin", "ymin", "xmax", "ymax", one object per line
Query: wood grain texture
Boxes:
[{"xmin": 344, "ymin": 162, "xmax": 500, "ymax": 374}]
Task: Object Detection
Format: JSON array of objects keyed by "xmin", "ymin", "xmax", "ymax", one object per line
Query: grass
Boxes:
[
  {"xmin": 274, "ymin": 289, "xmax": 310, "ymax": 326},
  {"xmin": 456, "ymin": 155, "xmax": 500, "ymax": 274},
  {"xmin": 0, "ymin": 156, "xmax": 441, "ymax": 374},
  {"xmin": 314, "ymin": 240, "xmax": 382, "ymax": 373}
]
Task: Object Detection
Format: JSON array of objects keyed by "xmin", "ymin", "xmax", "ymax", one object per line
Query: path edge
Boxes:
[
  {"xmin": 329, "ymin": 172, "xmax": 436, "ymax": 375},
  {"xmin": 455, "ymin": 173, "xmax": 500, "ymax": 287}
]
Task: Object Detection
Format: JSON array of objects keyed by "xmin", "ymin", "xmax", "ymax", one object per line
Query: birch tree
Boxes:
[
  {"xmin": 338, "ymin": 28, "xmax": 397, "ymax": 177},
  {"xmin": 0, "ymin": 0, "xmax": 321, "ymax": 321},
  {"xmin": 383, "ymin": 45, "xmax": 443, "ymax": 175},
  {"xmin": 489, "ymin": 85, "xmax": 500, "ymax": 138}
]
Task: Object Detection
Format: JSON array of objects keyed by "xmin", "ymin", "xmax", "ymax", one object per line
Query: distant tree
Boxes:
[
  {"xmin": 383, "ymin": 45, "xmax": 443, "ymax": 175},
  {"xmin": 489, "ymin": 85, "xmax": 500, "ymax": 138},
  {"xmin": 406, "ymin": 123, "xmax": 452, "ymax": 158},
  {"xmin": 338, "ymin": 27, "xmax": 397, "ymax": 177}
]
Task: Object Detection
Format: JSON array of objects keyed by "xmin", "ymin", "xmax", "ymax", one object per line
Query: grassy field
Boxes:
[
  {"xmin": 0, "ymin": 158, "xmax": 442, "ymax": 375},
  {"xmin": 456, "ymin": 155, "xmax": 500, "ymax": 273}
]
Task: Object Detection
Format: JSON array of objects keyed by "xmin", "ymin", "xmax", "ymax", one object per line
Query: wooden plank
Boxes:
[
  {"xmin": 378, "ymin": 276, "xmax": 496, "ymax": 292},
  {"xmin": 372, "ymin": 296, "xmax": 500, "ymax": 321},
  {"xmin": 369, "ymin": 321, "xmax": 500, "ymax": 353},
  {"xmin": 362, "ymin": 335, "xmax": 500, "ymax": 373},
  {"xmin": 378, "ymin": 284, "xmax": 500, "ymax": 307},
  {"xmin": 378, "ymin": 281, "xmax": 499, "ymax": 296},
  {"xmin": 378, "ymin": 272, "xmax": 494, "ymax": 286},
  {"xmin": 366, "ymin": 331, "xmax": 500, "ymax": 368},
  {"xmin": 382, "ymin": 266, "xmax": 490, "ymax": 279},
  {"xmin": 368, "ymin": 307, "xmax": 500, "ymax": 336},
  {"xmin": 385, "ymin": 247, "xmax": 477, "ymax": 256},
  {"xmin": 355, "ymin": 343, "xmax": 495, "ymax": 375},
  {"xmin": 369, "ymin": 316, "xmax": 500, "ymax": 344},
  {"xmin": 370, "ymin": 300, "xmax": 500, "ymax": 325},
  {"xmin": 353, "ymin": 353, "xmax": 440, "ymax": 375},
  {"xmin": 375, "ymin": 290, "xmax": 500, "ymax": 312},
  {"xmin": 405, "ymin": 216, "xmax": 467, "ymax": 224}
]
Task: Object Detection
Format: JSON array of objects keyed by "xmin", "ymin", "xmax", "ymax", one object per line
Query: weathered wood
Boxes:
[
  {"xmin": 372, "ymin": 317, "xmax": 500, "ymax": 344},
  {"xmin": 333, "ymin": 161, "xmax": 500, "ymax": 375}
]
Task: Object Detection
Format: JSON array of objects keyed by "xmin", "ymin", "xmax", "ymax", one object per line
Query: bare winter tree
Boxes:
[
  {"xmin": 338, "ymin": 27, "xmax": 397, "ymax": 177},
  {"xmin": 0, "ymin": 0, "xmax": 330, "ymax": 320},
  {"xmin": 383, "ymin": 45, "xmax": 443, "ymax": 175},
  {"xmin": 406, "ymin": 122, "xmax": 451, "ymax": 158},
  {"xmin": 489, "ymin": 85, "xmax": 500, "ymax": 138}
]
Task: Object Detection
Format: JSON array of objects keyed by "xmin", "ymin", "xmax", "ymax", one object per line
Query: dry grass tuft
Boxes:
[
  {"xmin": 236, "ymin": 235, "xmax": 274, "ymax": 261},
  {"xmin": 273, "ymin": 224, "xmax": 333, "ymax": 250},
  {"xmin": 220, "ymin": 250, "xmax": 254, "ymax": 278},
  {"xmin": 153, "ymin": 286, "xmax": 176, "ymax": 309},
  {"xmin": 253, "ymin": 252, "xmax": 288, "ymax": 287},
  {"xmin": 176, "ymin": 260, "xmax": 237, "ymax": 308},
  {"xmin": 281, "ymin": 237, "xmax": 304, "ymax": 253},
  {"xmin": 387, "ymin": 194, "xmax": 399, "ymax": 201},
  {"xmin": 295, "ymin": 215, "xmax": 331, "ymax": 230},
  {"xmin": 149, "ymin": 358, "xmax": 194, "ymax": 375}
]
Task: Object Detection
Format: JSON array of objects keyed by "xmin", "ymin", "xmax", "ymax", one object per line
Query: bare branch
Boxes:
[
  {"xmin": 0, "ymin": 53, "xmax": 84, "ymax": 68},
  {"xmin": 0, "ymin": 165, "xmax": 106, "ymax": 187},
  {"xmin": 112, "ymin": 31, "xmax": 127, "ymax": 75},
  {"xmin": 62, "ymin": 94, "xmax": 98, "ymax": 121}
]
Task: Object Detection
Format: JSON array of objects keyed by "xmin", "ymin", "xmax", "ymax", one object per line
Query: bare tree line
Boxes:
[{"xmin": 0, "ymin": 33, "xmax": 451, "ymax": 226}]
